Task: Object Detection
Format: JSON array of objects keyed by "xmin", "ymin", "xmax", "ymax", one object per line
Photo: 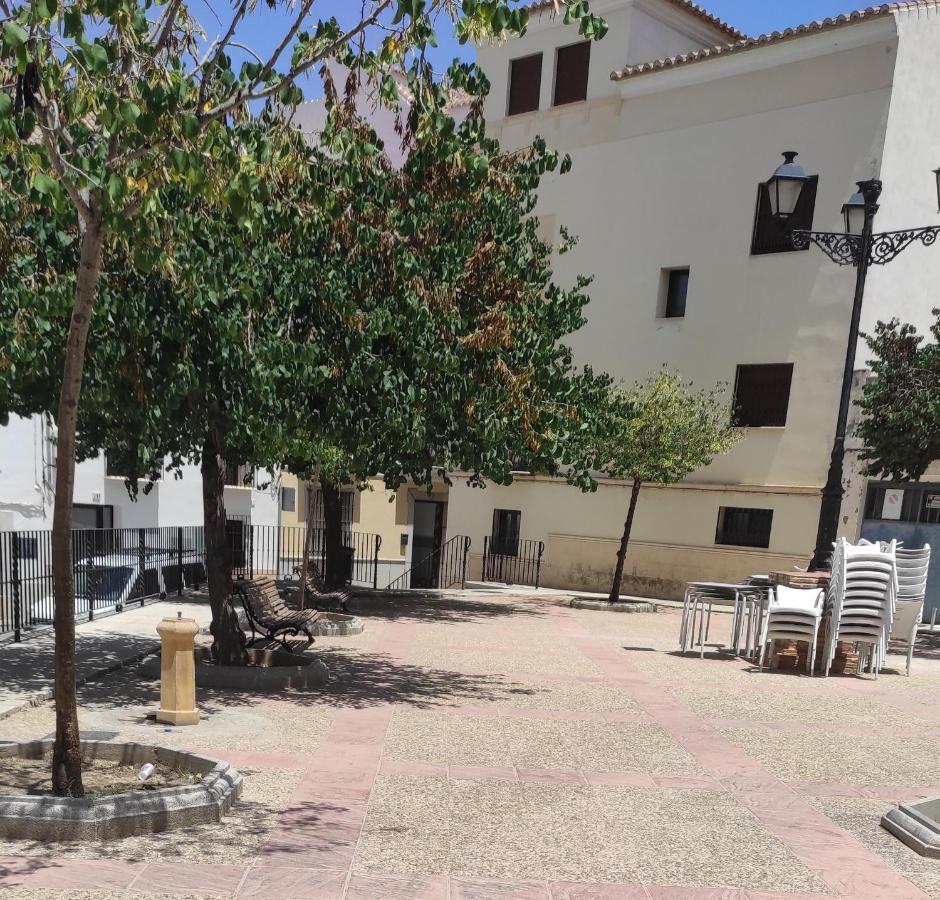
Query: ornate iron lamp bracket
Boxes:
[
  {"xmin": 791, "ymin": 230, "xmax": 860, "ymax": 266},
  {"xmin": 792, "ymin": 225, "xmax": 940, "ymax": 267},
  {"xmin": 868, "ymin": 226, "xmax": 940, "ymax": 266}
]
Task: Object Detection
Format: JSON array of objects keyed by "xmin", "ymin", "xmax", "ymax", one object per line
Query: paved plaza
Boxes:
[{"xmin": 1, "ymin": 590, "xmax": 940, "ymax": 898}]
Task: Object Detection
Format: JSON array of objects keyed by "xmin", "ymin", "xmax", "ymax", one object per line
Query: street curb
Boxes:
[{"xmin": 0, "ymin": 642, "xmax": 159, "ymax": 723}]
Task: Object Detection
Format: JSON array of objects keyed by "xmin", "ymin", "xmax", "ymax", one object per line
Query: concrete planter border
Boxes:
[
  {"xmin": 883, "ymin": 796, "xmax": 940, "ymax": 857},
  {"xmin": 0, "ymin": 740, "xmax": 241, "ymax": 841},
  {"xmin": 139, "ymin": 648, "xmax": 331, "ymax": 691},
  {"xmin": 307, "ymin": 612, "xmax": 365, "ymax": 636},
  {"xmin": 567, "ymin": 598, "xmax": 659, "ymax": 613}
]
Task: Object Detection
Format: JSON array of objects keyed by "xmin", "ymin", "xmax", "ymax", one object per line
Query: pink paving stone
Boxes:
[
  {"xmin": 549, "ymin": 881, "xmax": 650, "ymax": 898},
  {"xmin": 237, "ymin": 865, "xmax": 348, "ymax": 900},
  {"xmin": 517, "ymin": 767, "xmax": 588, "ymax": 786},
  {"xmin": 644, "ymin": 888, "xmax": 748, "ymax": 899},
  {"xmin": 583, "ymin": 771, "xmax": 657, "ymax": 789},
  {"xmin": 380, "ymin": 759, "xmax": 448, "ymax": 778},
  {"xmin": 652, "ymin": 775, "xmax": 724, "ymax": 792},
  {"xmin": 130, "ymin": 862, "xmax": 248, "ymax": 897},
  {"xmin": 19, "ymin": 859, "xmax": 145, "ymax": 892},
  {"xmin": 451, "ymin": 877, "xmax": 552, "ymax": 899},
  {"xmin": 345, "ymin": 872, "xmax": 449, "ymax": 899},
  {"xmin": 449, "ymin": 765, "xmax": 519, "ymax": 782}
]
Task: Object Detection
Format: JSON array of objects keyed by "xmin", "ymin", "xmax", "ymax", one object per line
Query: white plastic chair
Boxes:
[
  {"xmin": 758, "ymin": 585, "xmax": 824, "ymax": 675},
  {"xmin": 824, "ymin": 539, "xmax": 897, "ymax": 677}
]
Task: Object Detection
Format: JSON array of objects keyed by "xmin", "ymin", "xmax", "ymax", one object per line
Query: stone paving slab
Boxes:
[{"xmin": 0, "ymin": 590, "xmax": 939, "ymax": 898}]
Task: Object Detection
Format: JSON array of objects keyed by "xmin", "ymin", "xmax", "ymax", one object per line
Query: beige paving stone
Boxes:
[
  {"xmin": 355, "ymin": 775, "xmax": 828, "ymax": 893},
  {"xmin": 384, "ymin": 711, "xmax": 702, "ymax": 774},
  {"xmin": 719, "ymin": 725, "xmax": 940, "ymax": 787},
  {"xmin": 674, "ymin": 681, "xmax": 933, "ymax": 729}
]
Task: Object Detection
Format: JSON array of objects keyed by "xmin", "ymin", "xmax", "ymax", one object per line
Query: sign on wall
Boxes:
[{"xmin": 882, "ymin": 488, "xmax": 905, "ymax": 521}]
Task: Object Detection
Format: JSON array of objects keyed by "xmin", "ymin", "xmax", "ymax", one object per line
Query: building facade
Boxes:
[{"xmin": 441, "ymin": 0, "xmax": 940, "ymax": 599}]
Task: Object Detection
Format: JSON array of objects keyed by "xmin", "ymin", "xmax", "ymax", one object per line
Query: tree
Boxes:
[
  {"xmin": 274, "ymin": 69, "xmax": 613, "ymax": 587},
  {"xmin": 857, "ymin": 311, "xmax": 940, "ymax": 482},
  {"xmin": 0, "ymin": 0, "xmax": 607, "ymax": 795},
  {"xmin": 595, "ymin": 371, "xmax": 740, "ymax": 603}
]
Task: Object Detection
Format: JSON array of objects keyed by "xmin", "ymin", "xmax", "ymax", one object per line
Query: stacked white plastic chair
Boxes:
[
  {"xmin": 889, "ymin": 544, "xmax": 931, "ymax": 675},
  {"xmin": 824, "ymin": 538, "xmax": 897, "ymax": 677},
  {"xmin": 758, "ymin": 585, "xmax": 825, "ymax": 675}
]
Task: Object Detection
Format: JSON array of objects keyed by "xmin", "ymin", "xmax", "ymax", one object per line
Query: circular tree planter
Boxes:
[
  {"xmin": 307, "ymin": 612, "xmax": 365, "ymax": 636},
  {"xmin": 0, "ymin": 740, "xmax": 241, "ymax": 841},
  {"xmin": 140, "ymin": 647, "xmax": 330, "ymax": 691},
  {"xmin": 568, "ymin": 598, "xmax": 658, "ymax": 613}
]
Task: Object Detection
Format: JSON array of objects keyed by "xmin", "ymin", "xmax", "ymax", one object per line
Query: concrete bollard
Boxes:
[{"xmin": 156, "ymin": 612, "xmax": 200, "ymax": 726}]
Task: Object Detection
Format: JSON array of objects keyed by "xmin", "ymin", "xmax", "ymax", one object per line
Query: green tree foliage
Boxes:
[
  {"xmin": 857, "ymin": 312, "xmax": 940, "ymax": 482},
  {"xmin": 595, "ymin": 371, "xmax": 740, "ymax": 602},
  {"xmin": 0, "ymin": 0, "xmax": 608, "ymax": 796}
]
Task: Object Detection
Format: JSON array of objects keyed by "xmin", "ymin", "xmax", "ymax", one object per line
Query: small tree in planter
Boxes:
[{"xmin": 597, "ymin": 371, "xmax": 740, "ymax": 603}]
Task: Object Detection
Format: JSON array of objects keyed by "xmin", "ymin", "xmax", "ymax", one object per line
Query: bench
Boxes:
[
  {"xmin": 293, "ymin": 562, "xmax": 352, "ymax": 612},
  {"xmin": 234, "ymin": 575, "xmax": 322, "ymax": 652}
]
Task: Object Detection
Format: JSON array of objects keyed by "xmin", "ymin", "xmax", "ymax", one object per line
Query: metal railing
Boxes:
[
  {"xmin": 0, "ymin": 522, "xmax": 383, "ymax": 642},
  {"xmin": 229, "ymin": 524, "xmax": 382, "ymax": 589},
  {"xmin": 385, "ymin": 535, "xmax": 471, "ymax": 591},
  {"xmin": 481, "ymin": 536, "xmax": 545, "ymax": 588}
]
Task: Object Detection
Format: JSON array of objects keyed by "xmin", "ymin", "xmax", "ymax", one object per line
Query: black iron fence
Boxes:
[
  {"xmin": 234, "ymin": 524, "xmax": 381, "ymax": 588},
  {"xmin": 0, "ymin": 522, "xmax": 382, "ymax": 642},
  {"xmin": 386, "ymin": 535, "xmax": 471, "ymax": 590},
  {"xmin": 481, "ymin": 536, "xmax": 545, "ymax": 588}
]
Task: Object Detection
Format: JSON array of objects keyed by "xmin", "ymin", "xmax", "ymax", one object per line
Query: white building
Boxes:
[
  {"xmin": 440, "ymin": 0, "xmax": 940, "ymax": 601},
  {"xmin": 0, "ymin": 413, "xmax": 279, "ymax": 533}
]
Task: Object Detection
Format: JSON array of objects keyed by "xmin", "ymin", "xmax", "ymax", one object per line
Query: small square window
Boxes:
[
  {"xmin": 733, "ymin": 363, "xmax": 794, "ymax": 427},
  {"xmin": 553, "ymin": 41, "xmax": 590, "ymax": 106},
  {"xmin": 280, "ymin": 487, "xmax": 296, "ymax": 513},
  {"xmin": 662, "ymin": 268, "xmax": 689, "ymax": 319},
  {"xmin": 716, "ymin": 507, "xmax": 773, "ymax": 548},
  {"xmin": 507, "ymin": 53, "xmax": 542, "ymax": 116}
]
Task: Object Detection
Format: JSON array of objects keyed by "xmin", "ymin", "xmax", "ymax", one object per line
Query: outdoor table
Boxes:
[{"xmin": 682, "ymin": 581, "xmax": 766, "ymax": 658}]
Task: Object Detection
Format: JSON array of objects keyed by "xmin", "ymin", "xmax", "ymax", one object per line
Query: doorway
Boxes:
[{"xmin": 411, "ymin": 501, "xmax": 446, "ymax": 588}]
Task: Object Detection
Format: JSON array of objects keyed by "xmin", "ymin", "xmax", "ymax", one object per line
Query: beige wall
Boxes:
[{"xmin": 454, "ymin": 8, "xmax": 940, "ymax": 597}]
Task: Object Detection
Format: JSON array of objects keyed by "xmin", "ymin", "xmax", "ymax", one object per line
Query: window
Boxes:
[
  {"xmin": 751, "ymin": 175, "xmax": 819, "ymax": 255},
  {"xmin": 14, "ymin": 536, "xmax": 37, "ymax": 560},
  {"xmin": 491, "ymin": 509, "xmax": 521, "ymax": 556},
  {"xmin": 553, "ymin": 41, "xmax": 590, "ymax": 106},
  {"xmin": 716, "ymin": 507, "xmax": 773, "ymax": 549},
  {"xmin": 662, "ymin": 268, "xmax": 689, "ymax": 319},
  {"xmin": 224, "ymin": 458, "xmax": 253, "ymax": 487},
  {"xmin": 733, "ymin": 363, "xmax": 794, "ymax": 427},
  {"xmin": 304, "ymin": 488, "xmax": 355, "ymax": 529},
  {"xmin": 507, "ymin": 52, "xmax": 542, "ymax": 116},
  {"xmin": 865, "ymin": 483, "xmax": 940, "ymax": 525},
  {"xmin": 280, "ymin": 487, "xmax": 296, "ymax": 513}
]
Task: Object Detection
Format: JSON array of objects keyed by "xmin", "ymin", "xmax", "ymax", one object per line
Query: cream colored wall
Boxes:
[{"xmin": 450, "ymin": 12, "xmax": 939, "ymax": 596}]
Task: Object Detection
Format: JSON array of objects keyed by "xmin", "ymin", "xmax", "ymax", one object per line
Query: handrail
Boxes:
[{"xmin": 385, "ymin": 535, "xmax": 471, "ymax": 591}]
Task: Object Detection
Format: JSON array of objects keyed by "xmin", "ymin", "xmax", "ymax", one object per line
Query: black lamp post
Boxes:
[{"xmin": 766, "ymin": 153, "xmax": 940, "ymax": 572}]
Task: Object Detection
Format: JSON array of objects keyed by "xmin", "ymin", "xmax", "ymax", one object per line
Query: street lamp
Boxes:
[
  {"xmin": 767, "ymin": 151, "xmax": 810, "ymax": 220},
  {"xmin": 767, "ymin": 153, "xmax": 940, "ymax": 572}
]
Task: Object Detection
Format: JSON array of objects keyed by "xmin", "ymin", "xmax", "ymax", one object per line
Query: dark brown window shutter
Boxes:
[
  {"xmin": 553, "ymin": 41, "xmax": 590, "ymax": 106},
  {"xmin": 507, "ymin": 53, "xmax": 542, "ymax": 116},
  {"xmin": 751, "ymin": 175, "xmax": 819, "ymax": 255},
  {"xmin": 733, "ymin": 363, "xmax": 794, "ymax": 428}
]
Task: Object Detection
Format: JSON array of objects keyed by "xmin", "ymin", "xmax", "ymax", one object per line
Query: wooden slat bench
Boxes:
[
  {"xmin": 293, "ymin": 562, "xmax": 352, "ymax": 612},
  {"xmin": 234, "ymin": 575, "xmax": 321, "ymax": 652}
]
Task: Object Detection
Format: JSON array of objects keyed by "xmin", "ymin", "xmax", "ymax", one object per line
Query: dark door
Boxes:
[{"xmin": 411, "ymin": 501, "xmax": 446, "ymax": 588}]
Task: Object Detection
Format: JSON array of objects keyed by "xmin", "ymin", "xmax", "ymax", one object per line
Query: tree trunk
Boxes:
[
  {"xmin": 321, "ymin": 479, "xmax": 346, "ymax": 590},
  {"xmin": 297, "ymin": 482, "xmax": 317, "ymax": 610},
  {"xmin": 201, "ymin": 427, "xmax": 246, "ymax": 666},
  {"xmin": 51, "ymin": 220, "xmax": 106, "ymax": 797},
  {"xmin": 609, "ymin": 478, "xmax": 643, "ymax": 604}
]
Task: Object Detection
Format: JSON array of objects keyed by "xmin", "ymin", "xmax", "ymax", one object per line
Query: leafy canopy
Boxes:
[
  {"xmin": 857, "ymin": 311, "xmax": 940, "ymax": 482},
  {"xmin": 596, "ymin": 369, "xmax": 740, "ymax": 485}
]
